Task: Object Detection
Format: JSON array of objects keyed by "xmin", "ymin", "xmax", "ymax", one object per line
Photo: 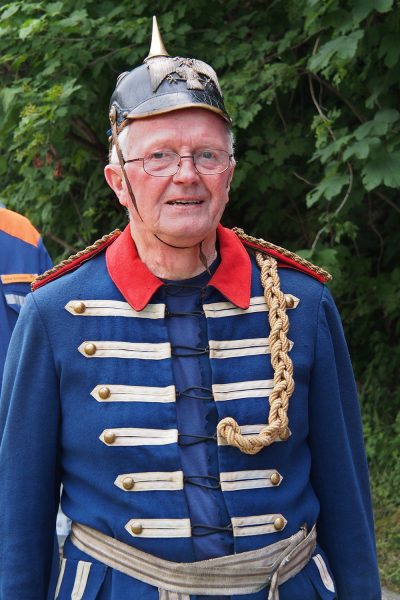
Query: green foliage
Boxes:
[
  {"xmin": 1, "ymin": 0, "xmax": 399, "ymax": 582},
  {"xmin": 374, "ymin": 506, "xmax": 400, "ymax": 590}
]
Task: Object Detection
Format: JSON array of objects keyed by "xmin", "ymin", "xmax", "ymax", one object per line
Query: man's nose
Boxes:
[{"xmin": 173, "ymin": 156, "xmax": 200, "ymax": 183}]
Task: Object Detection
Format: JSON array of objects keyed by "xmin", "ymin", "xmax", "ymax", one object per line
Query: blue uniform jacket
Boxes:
[
  {"xmin": 0, "ymin": 205, "xmax": 52, "ymax": 391},
  {"xmin": 0, "ymin": 225, "xmax": 380, "ymax": 599}
]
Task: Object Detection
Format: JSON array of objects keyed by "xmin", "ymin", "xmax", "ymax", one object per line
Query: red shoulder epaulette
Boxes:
[
  {"xmin": 31, "ymin": 229, "xmax": 121, "ymax": 291},
  {"xmin": 233, "ymin": 228, "xmax": 332, "ymax": 283}
]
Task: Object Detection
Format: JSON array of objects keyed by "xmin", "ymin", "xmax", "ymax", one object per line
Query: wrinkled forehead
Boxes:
[{"xmin": 123, "ymin": 108, "xmax": 232, "ymax": 152}]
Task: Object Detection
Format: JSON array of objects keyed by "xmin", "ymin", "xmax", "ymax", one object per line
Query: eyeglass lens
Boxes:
[{"xmin": 144, "ymin": 149, "xmax": 230, "ymax": 176}]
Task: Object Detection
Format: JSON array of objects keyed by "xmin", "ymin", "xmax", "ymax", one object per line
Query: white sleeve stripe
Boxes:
[
  {"xmin": 5, "ymin": 293, "xmax": 26, "ymax": 307},
  {"xmin": 71, "ymin": 560, "xmax": 92, "ymax": 600},
  {"xmin": 54, "ymin": 558, "xmax": 66, "ymax": 598},
  {"xmin": 312, "ymin": 554, "xmax": 335, "ymax": 592}
]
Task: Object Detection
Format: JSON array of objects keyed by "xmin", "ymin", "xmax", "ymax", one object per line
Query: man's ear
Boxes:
[{"xmin": 104, "ymin": 164, "xmax": 128, "ymax": 206}]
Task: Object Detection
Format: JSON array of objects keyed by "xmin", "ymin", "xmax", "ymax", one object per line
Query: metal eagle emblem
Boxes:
[{"xmin": 147, "ymin": 56, "xmax": 223, "ymax": 95}]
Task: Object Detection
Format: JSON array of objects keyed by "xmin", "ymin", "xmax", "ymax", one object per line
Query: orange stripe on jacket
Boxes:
[
  {"xmin": 0, "ymin": 208, "xmax": 41, "ymax": 248},
  {"xmin": 1, "ymin": 274, "xmax": 37, "ymax": 284}
]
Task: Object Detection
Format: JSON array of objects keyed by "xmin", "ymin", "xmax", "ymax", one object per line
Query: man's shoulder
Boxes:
[
  {"xmin": 233, "ymin": 227, "xmax": 332, "ymax": 284},
  {"xmin": 31, "ymin": 229, "xmax": 121, "ymax": 292},
  {"xmin": 0, "ymin": 206, "xmax": 41, "ymax": 248}
]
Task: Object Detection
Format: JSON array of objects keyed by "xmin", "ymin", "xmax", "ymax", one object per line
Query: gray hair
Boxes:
[{"xmin": 109, "ymin": 126, "xmax": 130, "ymax": 165}]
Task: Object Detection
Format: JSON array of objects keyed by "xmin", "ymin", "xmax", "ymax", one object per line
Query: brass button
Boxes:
[
  {"xmin": 285, "ymin": 295, "xmax": 295, "ymax": 309},
  {"xmin": 98, "ymin": 386, "xmax": 111, "ymax": 400},
  {"xmin": 84, "ymin": 343, "xmax": 96, "ymax": 356},
  {"xmin": 270, "ymin": 472, "xmax": 281, "ymax": 486},
  {"xmin": 130, "ymin": 522, "xmax": 143, "ymax": 535},
  {"xmin": 122, "ymin": 477, "xmax": 135, "ymax": 490},
  {"xmin": 104, "ymin": 430, "xmax": 116, "ymax": 444},
  {"xmin": 73, "ymin": 301, "xmax": 86, "ymax": 314},
  {"xmin": 274, "ymin": 517, "xmax": 285, "ymax": 531}
]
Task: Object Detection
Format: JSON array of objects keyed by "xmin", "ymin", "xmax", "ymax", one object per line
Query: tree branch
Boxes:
[
  {"xmin": 45, "ymin": 232, "xmax": 77, "ymax": 253},
  {"xmin": 69, "ymin": 132, "xmax": 106, "ymax": 162},
  {"xmin": 368, "ymin": 195, "xmax": 384, "ymax": 274},
  {"xmin": 373, "ymin": 190, "xmax": 400, "ymax": 216},
  {"xmin": 292, "ymin": 171, "xmax": 317, "ymax": 186},
  {"xmin": 304, "ymin": 70, "xmax": 367, "ymax": 123}
]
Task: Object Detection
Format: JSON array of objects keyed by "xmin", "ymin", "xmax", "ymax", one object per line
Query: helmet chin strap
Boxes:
[
  {"xmin": 153, "ymin": 233, "xmax": 199, "ymax": 250},
  {"xmin": 109, "ymin": 109, "xmax": 208, "ymax": 259},
  {"xmin": 110, "ymin": 110, "xmax": 143, "ymax": 223}
]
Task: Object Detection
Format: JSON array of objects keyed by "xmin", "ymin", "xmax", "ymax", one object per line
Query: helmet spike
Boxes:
[{"xmin": 144, "ymin": 16, "xmax": 169, "ymax": 62}]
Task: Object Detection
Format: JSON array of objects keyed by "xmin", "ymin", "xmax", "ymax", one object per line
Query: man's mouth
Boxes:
[{"xmin": 166, "ymin": 199, "xmax": 204, "ymax": 206}]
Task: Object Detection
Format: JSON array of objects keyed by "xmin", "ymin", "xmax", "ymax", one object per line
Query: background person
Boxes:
[
  {"xmin": 0, "ymin": 204, "xmax": 71, "ymax": 547},
  {"xmin": 0, "ymin": 203, "xmax": 52, "ymax": 390}
]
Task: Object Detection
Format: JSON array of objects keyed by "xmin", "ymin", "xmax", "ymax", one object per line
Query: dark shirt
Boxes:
[{"xmin": 161, "ymin": 261, "xmax": 232, "ymax": 600}]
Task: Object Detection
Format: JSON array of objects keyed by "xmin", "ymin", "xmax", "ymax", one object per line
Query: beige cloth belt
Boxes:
[{"xmin": 70, "ymin": 522, "xmax": 316, "ymax": 599}]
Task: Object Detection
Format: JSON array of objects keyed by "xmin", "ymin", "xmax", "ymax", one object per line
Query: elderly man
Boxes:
[{"xmin": 0, "ymin": 18, "xmax": 380, "ymax": 600}]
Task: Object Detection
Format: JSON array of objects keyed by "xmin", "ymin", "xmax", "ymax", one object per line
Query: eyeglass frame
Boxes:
[{"xmin": 124, "ymin": 148, "xmax": 234, "ymax": 177}]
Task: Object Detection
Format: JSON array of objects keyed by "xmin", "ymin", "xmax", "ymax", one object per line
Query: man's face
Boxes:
[{"xmin": 105, "ymin": 108, "xmax": 235, "ymax": 247}]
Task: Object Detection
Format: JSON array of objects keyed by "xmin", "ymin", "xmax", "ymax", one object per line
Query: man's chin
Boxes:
[{"xmin": 155, "ymin": 223, "xmax": 217, "ymax": 248}]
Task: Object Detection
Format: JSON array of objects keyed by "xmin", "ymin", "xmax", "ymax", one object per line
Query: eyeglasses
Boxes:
[{"xmin": 124, "ymin": 149, "xmax": 233, "ymax": 177}]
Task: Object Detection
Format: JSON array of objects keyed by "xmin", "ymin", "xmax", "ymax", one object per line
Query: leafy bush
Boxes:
[{"xmin": 1, "ymin": 0, "xmax": 399, "ymax": 580}]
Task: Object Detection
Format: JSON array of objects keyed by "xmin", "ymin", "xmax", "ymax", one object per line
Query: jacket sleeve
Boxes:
[
  {"xmin": 0, "ymin": 293, "xmax": 61, "ymax": 599},
  {"xmin": 308, "ymin": 286, "xmax": 381, "ymax": 599}
]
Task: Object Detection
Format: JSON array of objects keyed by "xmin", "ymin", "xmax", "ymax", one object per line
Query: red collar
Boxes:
[{"xmin": 106, "ymin": 224, "xmax": 251, "ymax": 311}]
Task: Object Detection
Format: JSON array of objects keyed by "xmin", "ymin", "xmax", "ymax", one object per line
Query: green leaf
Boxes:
[
  {"xmin": 313, "ymin": 134, "xmax": 351, "ymax": 164},
  {"xmin": 60, "ymin": 79, "xmax": 82, "ymax": 100},
  {"xmin": 374, "ymin": 109, "xmax": 400, "ymax": 124},
  {"xmin": 306, "ymin": 172, "xmax": 349, "ymax": 207},
  {"xmin": 58, "ymin": 9, "xmax": 88, "ymax": 28},
  {"xmin": 19, "ymin": 17, "xmax": 45, "ymax": 40},
  {"xmin": 308, "ymin": 30, "xmax": 363, "ymax": 73},
  {"xmin": 0, "ymin": 4, "xmax": 20, "ymax": 20},
  {"xmin": 0, "ymin": 156, "xmax": 7, "ymax": 175},
  {"xmin": 352, "ymin": 0, "xmax": 394, "ymax": 23},
  {"xmin": 46, "ymin": 2, "xmax": 63, "ymax": 16},
  {"xmin": 375, "ymin": 0, "xmax": 394, "ymax": 12},
  {"xmin": 378, "ymin": 33, "xmax": 400, "ymax": 68},
  {"xmin": 355, "ymin": 110, "xmax": 400, "ymax": 140},
  {"xmin": 0, "ymin": 86, "xmax": 21, "ymax": 113},
  {"xmin": 362, "ymin": 150, "xmax": 400, "ymax": 190},
  {"xmin": 342, "ymin": 137, "xmax": 380, "ymax": 160},
  {"xmin": 42, "ymin": 59, "xmax": 61, "ymax": 77}
]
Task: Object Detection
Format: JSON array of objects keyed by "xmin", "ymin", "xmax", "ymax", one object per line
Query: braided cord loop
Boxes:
[{"xmin": 217, "ymin": 252, "xmax": 295, "ymax": 455}]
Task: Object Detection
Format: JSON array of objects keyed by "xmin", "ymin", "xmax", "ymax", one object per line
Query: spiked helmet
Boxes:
[{"xmin": 109, "ymin": 17, "xmax": 230, "ymax": 132}]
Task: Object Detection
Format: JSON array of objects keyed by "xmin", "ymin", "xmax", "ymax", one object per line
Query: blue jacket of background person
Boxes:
[
  {"xmin": 0, "ymin": 204, "xmax": 52, "ymax": 390},
  {"xmin": 0, "ymin": 224, "xmax": 380, "ymax": 599}
]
